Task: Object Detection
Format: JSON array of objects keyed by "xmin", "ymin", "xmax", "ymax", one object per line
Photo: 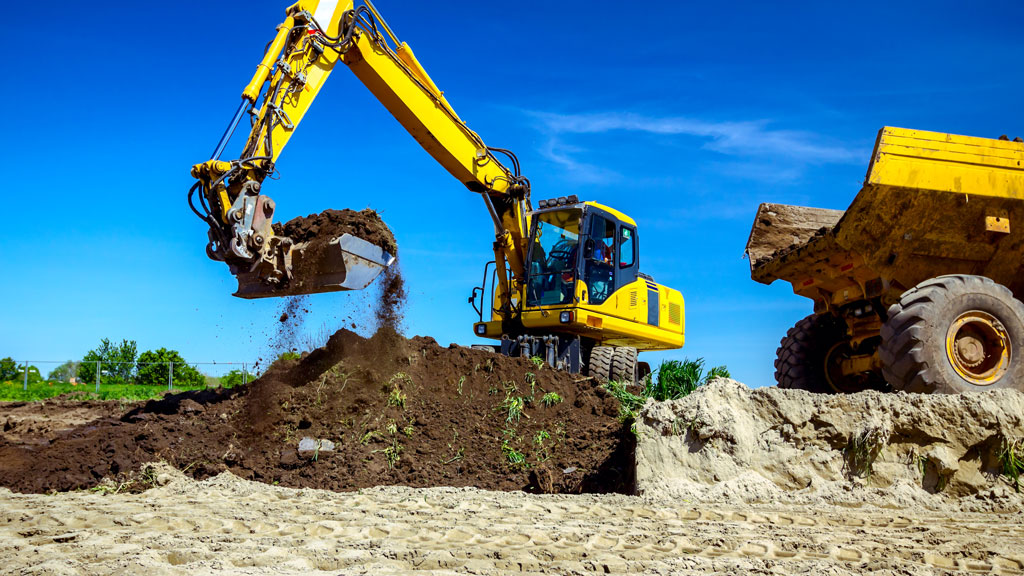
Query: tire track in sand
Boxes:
[{"xmin": 1, "ymin": 470, "xmax": 1022, "ymax": 575}]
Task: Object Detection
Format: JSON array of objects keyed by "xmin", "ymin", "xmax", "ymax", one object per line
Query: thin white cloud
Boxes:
[
  {"xmin": 527, "ymin": 111, "xmax": 860, "ymax": 181},
  {"xmin": 536, "ymin": 136, "xmax": 622, "ymax": 184}
]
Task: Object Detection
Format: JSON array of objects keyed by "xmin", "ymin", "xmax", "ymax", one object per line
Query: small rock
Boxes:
[
  {"xmin": 179, "ymin": 399, "xmax": 204, "ymax": 414},
  {"xmin": 529, "ymin": 465, "xmax": 555, "ymax": 494},
  {"xmin": 279, "ymin": 449, "xmax": 299, "ymax": 467},
  {"xmin": 155, "ymin": 473, "xmax": 173, "ymax": 486},
  {"xmin": 298, "ymin": 437, "xmax": 335, "ymax": 453}
]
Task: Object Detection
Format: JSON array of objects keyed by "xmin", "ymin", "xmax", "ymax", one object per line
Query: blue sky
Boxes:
[{"xmin": 1, "ymin": 1, "xmax": 1021, "ymax": 386}]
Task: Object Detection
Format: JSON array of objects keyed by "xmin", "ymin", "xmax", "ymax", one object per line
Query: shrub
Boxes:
[
  {"xmin": 647, "ymin": 358, "xmax": 730, "ymax": 401},
  {"xmin": 221, "ymin": 368, "xmax": 253, "ymax": 388},
  {"xmin": 604, "ymin": 357, "xmax": 730, "ymax": 427},
  {"xmin": 135, "ymin": 348, "xmax": 205, "ymax": 388}
]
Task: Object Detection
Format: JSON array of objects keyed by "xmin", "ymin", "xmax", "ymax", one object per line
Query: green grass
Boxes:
[
  {"xmin": 844, "ymin": 427, "xmax": 887, "ymax": 481},
  {"xmin": 647, "ymin": 358, "xmax": 730, "ymax": 401},
  {"xmin": 604, "ymin": 380, "xmax": 647, "ymax": 424},
  {"xmin": 501, "ymin": 438, "xmax": 527, "ymax": 469},
  {"xmin": 497, "ymin": 392, "xmax": 528, "ymax": 423},
  {"xmin": 0, "ymin": 380, "xmax": 213, "ymax": 402},
  {"xmin": 540, "ymin": 391, "xmax": 562, "ymax": 407},
  {"xmin": 386, "ymin": 372, "xmax": 411, "ymax": 408},
  {"xmin": 603, "ymin": 357, "xmax": 730, "ymax": 427},
  {"xmin": 373, "ymin": 438, "xmax": 403, "ymax": 469},
  {"xmin": 386, "ymin": 388, "xmax": 407, "ymax": 408},
  {"xmin": 999, "ymin": 438, "xmax": 1024, "ymax": 492}
]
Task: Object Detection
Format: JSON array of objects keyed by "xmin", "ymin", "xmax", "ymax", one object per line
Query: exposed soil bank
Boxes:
[{"xmin": 636, "ymin": 379, "xmax": 1024, "ymax": 512}]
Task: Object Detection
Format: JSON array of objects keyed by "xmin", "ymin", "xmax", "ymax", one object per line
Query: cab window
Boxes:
[
  {"xmin": 585, "ymin": 216, "xmax": 616, "ymax": 304},
  {"xmin": 526, "ymin": 210, "xmax": 581, "ymax": 307},
  {"xmin": 619, "ymin": 226, "xmax": 635, "ymax": 268}
]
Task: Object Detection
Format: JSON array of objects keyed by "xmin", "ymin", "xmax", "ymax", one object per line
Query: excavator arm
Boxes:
[{"xmin": 190, "ymin": 0, "xmax": 531, "ymax": 312}]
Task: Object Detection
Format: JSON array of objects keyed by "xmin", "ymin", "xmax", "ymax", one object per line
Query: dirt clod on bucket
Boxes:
[{"xmin": 273, "ymin": 208, "xmax": 398, "ymax": 258}]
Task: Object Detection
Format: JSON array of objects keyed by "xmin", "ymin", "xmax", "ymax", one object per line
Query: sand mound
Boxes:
[
  {"xmin": 0, "ymin": 329, "xmax": 631, "ymax": 495},
  {"xmin": 635, "ymin": 379, "xmax": 1024, "ymax": 512}
]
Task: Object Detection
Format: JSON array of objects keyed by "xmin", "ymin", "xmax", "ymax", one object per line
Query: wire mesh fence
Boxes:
[{"xmin": 2, "ymin": 359, "xmax": 255, "ymax": 401}]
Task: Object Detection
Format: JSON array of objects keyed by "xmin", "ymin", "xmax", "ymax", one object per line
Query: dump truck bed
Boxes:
[
  {"xmin": 745, "ymin": 204, "xmax": 844, "ymax": 270},
  {"xmin": 747, "ymin": 127, "xmax": 1024, "ymax": 308}
]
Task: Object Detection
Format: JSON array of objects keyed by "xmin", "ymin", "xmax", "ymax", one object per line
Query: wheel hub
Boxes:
[
  {"xmin": 945, "ymin": 311, "xmax": 1010, "ymax": 385},
  {"xmin": 824, "ymin": 341, "xmax": 883, "ymax": 393}
]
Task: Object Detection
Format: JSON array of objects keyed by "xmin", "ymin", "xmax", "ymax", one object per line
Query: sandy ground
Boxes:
[{"xmin": 2, "ymin": 465, "xmax": 1023, "ymax": 576}]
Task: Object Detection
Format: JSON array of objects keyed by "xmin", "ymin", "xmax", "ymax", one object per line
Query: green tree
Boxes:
[
  {"xmin": 221, "ymin": 368, "xmax": 253, "ymax": 388},
  {"xmin": 48, "ymin": 361, "xmax": 80, "ymax": 382},
  {"xmin": 23, "ymin": 365, "xmax": 43, "ymax": 384},
  {"xmin": 0, "ymin": 357, "xmax": 18, "ymax": 381},
  {"xmin": 136, "ymin": 348, "xmax": 205, "ymax": 388},
  {"xmin": 77, "ymin": 339, "xmax": 138, "ymax": 385}
]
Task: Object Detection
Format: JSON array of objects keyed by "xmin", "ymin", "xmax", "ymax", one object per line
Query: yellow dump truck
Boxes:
[{"xmin": 746, "ymin": 127, "xmax": 1024, "ymax": 394}]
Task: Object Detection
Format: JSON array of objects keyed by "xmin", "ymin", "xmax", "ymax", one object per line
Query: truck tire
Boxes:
[
  {"xmin": 880, "ymin": 275, "xmax": 1024, "ymax": 394},
  {"xmin": 610, "ymin": 347, "xmax": 638, "ymax": 384},
  {"xmin": 586, "ymin": 346, "xmax": 615, "ymax": 382},
  {"xmin": 637, "ymin": 361, "xmax": 653, "ymax": 385},
  {"xmin": 775, "ymin": 313, "xmax": 847, "ymax": 393}
]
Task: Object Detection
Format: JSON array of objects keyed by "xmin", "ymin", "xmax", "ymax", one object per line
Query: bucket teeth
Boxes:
[{"xmin": 232, "ymin": 233, "xmax": 394, "ymax": 299}]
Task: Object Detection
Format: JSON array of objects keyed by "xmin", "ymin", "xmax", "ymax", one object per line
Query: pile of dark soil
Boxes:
[
  {"xmin": 0, "ymin": 330, "xmax": 632, "ymax": 495},
  {"xmin": 273, "ymin": 208, "xmax": 398, "ymax": 257}
]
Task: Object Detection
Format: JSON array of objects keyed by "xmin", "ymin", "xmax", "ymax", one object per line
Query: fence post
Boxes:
[
  {"xmin": 167, "ymin": 362, "xmax": 173, "ymax": 392},
  {"xmin": 23, "ymin": 361, "xmax": 28, "ymax": 392},
  {"xmin": 95, "ymin": 361, "xmax": 101, "ymax": 394},
  {"xmin": 242, "ymin": 363, "xmax": 247, "ymax": 386}
]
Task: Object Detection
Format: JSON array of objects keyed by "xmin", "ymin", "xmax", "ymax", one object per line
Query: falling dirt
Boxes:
[
  {"xmin": 0, "ymin": 330, "xmax": 631, "ymax": 496},
  {"xmin": 373, "ymin": 263, "xmax": 407, "ymax": 333},
  {"xmin": 267, "ymin": 295, "xmax": 310, "ymax": 359}
]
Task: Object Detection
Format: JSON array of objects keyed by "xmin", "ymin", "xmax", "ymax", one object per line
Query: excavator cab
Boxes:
[
  {"xmin": 471, "ymin": 195, "xmax": 684, "ymax": 378},
  {"xmin": 526, "ymin": 208, "xmax": 582, "ymax": 307},
  {"xmin": 524, "ymin": 198, "xmax": 641, "ymax": 311}
]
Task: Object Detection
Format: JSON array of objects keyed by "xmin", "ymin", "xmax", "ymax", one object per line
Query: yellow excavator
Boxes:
[{"xmin": 190, "ymin": 0, "xmax": 684, "ymax": 382}]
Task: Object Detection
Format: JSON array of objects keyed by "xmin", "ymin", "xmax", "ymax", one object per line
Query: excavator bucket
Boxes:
[{"xmin": 233, "ymin": 234, "xmax": 396, "ymax": 299}]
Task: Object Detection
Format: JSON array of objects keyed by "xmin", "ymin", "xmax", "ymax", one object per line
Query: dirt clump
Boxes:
[
  {"xmin": 0, "ymin": 330, "xmax": 631, "ymax": 495},
  {"xmin": 273, "ymin": 208, "xmax": 398, "ymax": 257}
]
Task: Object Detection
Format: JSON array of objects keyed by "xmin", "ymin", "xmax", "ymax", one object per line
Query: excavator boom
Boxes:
[{"xmin": 190, "ymin": 0, "xmax": 528, "ymax": 302}]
